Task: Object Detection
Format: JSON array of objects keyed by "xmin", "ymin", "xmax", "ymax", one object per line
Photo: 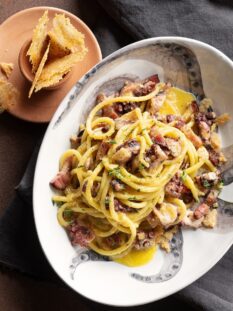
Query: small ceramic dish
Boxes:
[
  {"xmin": 33, "ymin": 37, "xmax": 233, "ymax": 306},
  {"xmin": 18, "ymin": 39, "xmax": 72, "ymax": 90}
]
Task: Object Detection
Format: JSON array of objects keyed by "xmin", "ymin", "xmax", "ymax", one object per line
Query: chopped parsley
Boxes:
[
  {"xmin": 109, "ymin": 140, "xmax": 117, "ymax": 144},
  {"xmin": 181, "ymin": 171, "xmax": 187, "ymax": 182},
  {"xmin": 202, "ymin": 179, "xmax": 211, "ymax": 188},
  {"xmin": 213, "ymin": 202, "xmax": 218, "ymax": 209},
  {"xmin": 77, "ymin": 165, "xmax": 84, "ymax": 168},
  {"xmin": 105, "ymin": 197, "xmax": 110, "ymax": 205},
  {"xmin": 218, "ymin": 180, "xmax": 224, "ymax": 189},
  {"xmin": 108, "ymin": 166, "xmax": 121, "ymax": 178},
  {"xmin": 63, "ymin": 210, "xmax": 74, "ymax": 221},
  {"xmin": 128, "ymin": 196, "xmax": 137, "ymax": 201},
  {"xmin": 55, "ymin": 201, "xmax": 63, "ymax": 208},
  {"xmin": 139, "ymin": 162, "xmax": 146, "ymax": 170}
]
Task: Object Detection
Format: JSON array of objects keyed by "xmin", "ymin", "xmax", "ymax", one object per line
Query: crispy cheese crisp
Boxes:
[
  {"xmin": 29, "ymin": 43, "xmax": 50, "ymax": 98},
  {"xmin": 48, "ymin": 14, "xmax": 88, "ymax": 55},
  {"xmin": 48, "ymin": 30, "xmax": 70, "ymax": 60},
  {"xmin": 27, "ymin": 10, "xmax": 49, "ymax": 73},
  {"xmin": 0, "ymin": 62, "xmax": 14, "ymax": 79},
  {"xmin": 35, "ymin": 52, "xmax": 83, "ymax": 92},
  {"xmin": 0, "ymin": 78, "xmax": 19, "ymax": 111}
]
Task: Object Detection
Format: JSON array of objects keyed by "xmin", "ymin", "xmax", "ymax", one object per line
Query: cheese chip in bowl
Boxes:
[
  {"xmin": 35, "ymin": 52, "xmax": 84, "ymax": 92},
  {"xmin": 27, "ymin": 10, "xmax": 49, "ymax": 73},
  {"xmin": 29, "ymin": 43, "xmax": 50, "ymax": 98},
  {"xmin": 48, "ymin": 31, "xmax": 70, "ymax": 60},
  {"xmin": 48, "ymin": 14, "xmax": 88, "ymax": 55}
]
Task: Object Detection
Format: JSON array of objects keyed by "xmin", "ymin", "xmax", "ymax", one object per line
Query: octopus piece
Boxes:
[
  {"xmin": 96, "ymin": 92, "xmax": 107, "ymax": 104},
  {"xmin": 68, "ymin": 220, "xmax": 95, "ymax": 247},
  {"xmin": 195, "ymin": 113, "xmax": 211, "ymax": 141},
  {"xmin": 166, "ymin": 114, "xmax": 182, "ymax": 123},
  {"xmin": 105, "ymin": 233, "xmax": 122, "ymax": 248},
  {"xmin": 115, "ymin": 109, "xmax": 138, "ymax": 130},
  {"xmin": 207, "ymin": 146, "xmax": 226, "ymax": 166},
  {"xmin": 96, "ymin": 141, "xmax": 111, "ymax": 161},
  {"xmin": 182, "ymin": 211, "xmax": 204, "ymax": 228},
  {"xmin": 190, "ymin": 101, "xmax": 199, "ymax": 113},
  {"xmin": 147, "ymin": 212, "xmax": 160, "ymax": 228},
  {"xmin": 114, "ymin": 199, "xmax": 133, "ymax": 213},
  {"xmin": 114, "ymin": 102, "xmax": 137, "ymax": 115},
  {"xmin": 165, "ymin": 138, "xmax": 182, "ymax": 157},
  {"xmin": 102, "ymin": 105, "xmax": 119, "ymax": 119},
  {"xmin": 154, "ymin": 203, "xmax": 178, "ymax": 226},
  {"xmin": 50, "ymin": 156, "xmax": 73, "ymax": 190},
  {"xmin": 148, "ymin": 92, "xmax": 166, "ymax": 115},
  {"xmin": 134, "ymin": 229, "xmax": 155, "ymax": 250},
  {"xmin": 179, "ymin": 125, "xmax": 203, "ymax": 148},
  {"xmin": 165, "ymin": 173, "xmax": 193, "ymax": 202},
  {"xmin": 193, "ymin": 203, "xmax": 210, "ymax": 219},
  {"xmin": 165, "ymin": 173, "xmax": 183, "ymax": 198},
  {"xmin": 112, "ymin": 148, "xmax": 132, "ymax": 165},
  {"xmin": 91, "ymin": 181, "xmax": 100, "ymax": 197},
  {"xmin": 145, "ymin": 144, "xmax": 168, "ymax": 168},
  {"xmin": 70, "ymin": 129, "xmax": 84, "ymax": 149},
  {"xmin": 153, "ymin": 134, "xmax": 167, "ymax": 148},
  {"xmin": 112, "ymin": 139, "xmax": 140, "ymax": 165},
  {"xmin": 143, "ymin": 74, "xmax": 160, "ymax": 84},
  {"xmin": 111, "ymin": 179, "xmax": 125, "ymax": 192},
  {"xmin": 195, "ymin": 171, "xmax": 220, "ymax": 188},
  {"xmin": 205, "ymin": 189, "xmax": 219, "ymax": 207},
  {"xmin": 133, "ymin": 80, "xmax": 156, "ymax": 97},
  {"xmin": 120, "ymin": 81, "xmax": 140, "ymax": 96}
]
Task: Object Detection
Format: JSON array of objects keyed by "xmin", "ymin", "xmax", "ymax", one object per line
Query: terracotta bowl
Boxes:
[{"xmin": 18, "ymin": 39, "xmax": 71, "ymax": 90}]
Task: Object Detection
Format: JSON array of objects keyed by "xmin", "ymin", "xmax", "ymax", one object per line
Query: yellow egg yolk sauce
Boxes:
[
  {"xmin": 113, "ymin": 245, "xmax": 157, "ymax": 267},
  {"xmin": 159, "ymin": 87, "xmax": 195, "ymax": 115}
]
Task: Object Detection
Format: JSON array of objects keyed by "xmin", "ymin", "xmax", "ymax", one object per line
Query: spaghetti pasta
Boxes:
[{"xmin": 51, "ymin": 74, "xmax": 227, "ymax": 263}]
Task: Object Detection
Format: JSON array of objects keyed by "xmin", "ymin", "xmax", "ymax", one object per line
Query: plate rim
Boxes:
[{"xmin": 33, "ymin": 36, "xmax": 233, "ymax": 306}]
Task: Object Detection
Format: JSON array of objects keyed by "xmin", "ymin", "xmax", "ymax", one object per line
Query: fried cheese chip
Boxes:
[
  {"xmin": 0, "ymin": 78, "xmax": 19, "ymax": 112},
  {"xmin": 29, "ymin": 43, "xmax": 50, "ymax": 98},
  {"xmin": 0, "ymin": 62, "xmax": 14, "ymax": 79},
  {"xmin": 48, "ymin": 30, "xmax": 70, "ymax": 60},
  {"xmin": 27, "ymin": 10, "xmax": 49, "ymax": 73},
  {"xmin": 35, "ymin": 52, "xmax": 83, "ymax": 92},
  {"xmin": 48, "ymin": 14, "xmax": 88, "ymax": 56}
]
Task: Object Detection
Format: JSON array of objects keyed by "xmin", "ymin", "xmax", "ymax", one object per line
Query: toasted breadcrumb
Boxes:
[
  {"xmin": 155, "ymin": 225, "xmax": 178, "ymax": 252},
  {"xmin": 210, "ymin": 132, "xmax": 221, "ymax": 150},
  {"xmin": 216, "ymin": 113, "xmax": 231, "ymax": 125},
  {"xmin": 202, "ymin": 209, "xmax": 217, "ymax": 228}
]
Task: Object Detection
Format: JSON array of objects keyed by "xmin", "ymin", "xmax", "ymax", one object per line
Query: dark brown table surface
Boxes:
[{"xmin": 0, "ymin": 1, "xmax": 98, "ymax": 310}]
